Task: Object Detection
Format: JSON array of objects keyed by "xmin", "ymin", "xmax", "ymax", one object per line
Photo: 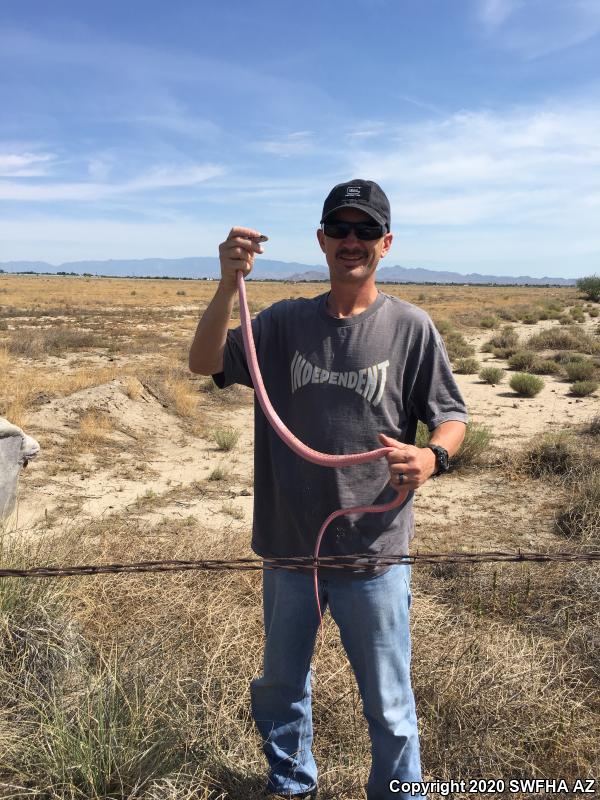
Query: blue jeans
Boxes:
[{"xmin": 250, "ymin": 564, "xmax": 425, "ymax": 799}]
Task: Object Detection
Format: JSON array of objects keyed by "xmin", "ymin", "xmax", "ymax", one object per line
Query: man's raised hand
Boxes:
[{"xmin": 218, "ymin": 227, "xmax": 268, "ymax": 290}]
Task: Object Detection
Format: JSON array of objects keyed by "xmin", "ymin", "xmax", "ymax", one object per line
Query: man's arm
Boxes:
[
  {"xmin": 378, "ymin": 420, "xmax": 467, "ymax": 492},
  {"xmin": 188, "ymin": 227, "xmax": 265, "ymax": 376}
]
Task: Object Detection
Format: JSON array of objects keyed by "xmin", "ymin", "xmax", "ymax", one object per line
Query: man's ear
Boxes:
[
  {"xmin": 316, "ymin": 228, "xmax": 326, "ymax": 253},
  {"xmin": 380, "ymin": 232, "xmax": 393, "ymax": 258}
]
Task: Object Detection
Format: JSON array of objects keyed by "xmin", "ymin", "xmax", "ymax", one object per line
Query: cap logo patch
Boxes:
[{"xmin": 344, "ymin": 185, "xmax": 370, "ymax": 200}]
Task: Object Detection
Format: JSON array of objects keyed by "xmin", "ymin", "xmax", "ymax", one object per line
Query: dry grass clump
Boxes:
[
  {"xmin": 585, "ymin": 414, "xmax": 600, "ymax": 437},
  {"xmin": 8, "ymin": 328, "xmax": 103, "ymax": 358},
  {"xmin": 411, "ymin": 579, "xmax": 599, "ymax": 781},
  {"xmin": 77, "ymin": 409, "xmax": 114, "ymax": 446},
  {"xmin": 555, "ymin": 472, "xmax": 600, "ymax": 540},
  {"xmin": 516, "ymin": 433, "xmax": 581, "ymax": 479},
  {"xmin": 2, "ymin": 520, "xmax": 599, "ymax": 798}
]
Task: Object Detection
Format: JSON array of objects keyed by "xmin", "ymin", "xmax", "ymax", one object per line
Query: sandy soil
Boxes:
[{"xmin": 10, "ymin": 314, "xmax": 599, "ymax": 556}]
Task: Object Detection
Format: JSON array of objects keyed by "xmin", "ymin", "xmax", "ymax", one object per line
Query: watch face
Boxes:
[{"xmin": 430, "ymin": 445, "xmax": 449, "ymax": 472}]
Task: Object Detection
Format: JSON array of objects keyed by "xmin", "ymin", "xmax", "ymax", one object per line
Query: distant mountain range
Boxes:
[{"xmin": 0, "ymin": 257, "xmax": 577, "ymax": 286}]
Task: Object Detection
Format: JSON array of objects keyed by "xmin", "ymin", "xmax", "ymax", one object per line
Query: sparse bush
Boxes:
[
  {"xmin": 415, "ymin": 420, "xmax": 430, "ymax": 448},
  {"xmin": 208, "ymin": 465, "xmax": 230, "ymax": 481},
  {"xmin": 508, "ymin": 351, "xmax": 538, "ymax": 371},
  {"xmin": 570, "ymin": 381, "xmax": 598, "ymax": 397},
  {"xmin": 564, "ymin": 360, "xmax": 596, "ymax": 382},
  {"xmin": 495, "ymin": 307, "xmax": 519, "ymax": 321},
  {"xmin": 451, "ymin": 421, "xmax": 492, "ymax": 468},
  {"xmin": 479, "ymin": 366, "xmax": 504, "ymax": 385},
  {"xmin": 433, "ymin": 318, "xmax": 453, "ymax": 336},
  {"xmin": 555, "ymin": 472, "xmax": 600, "ymax": 539},
  {"xmin": 453, "ymin": 358, "xmax": 480, "ymax": 374},
  {"xmin": 490, "ymin": 346, "xmax": 517, "ymax": 360},
  {"xmin": 213, "ymin": 426, "xmax": 240, "ymax": 451},
  {"xmin": 576, "ymin": 274, "xmax": 600, "ymax": 301},
  {"xmin": 527, "ymin": 326, "xmax": 599, "ymax": 354},
  {"xmin": 586, "ymin": 414, "xmax": 600, "ymax": 436},
  {"xmin": 509, "ymin": 373, "xmax": 544, "ymax": 397},
  {"xmin": 443, "ymin": 330, "xmax": 475, "ymax": 360},
  {"xmin": 518, "ymin": 433, "xmax": 580, "ymax": 478},
  {"xmin": 521, "ymin": 311, "xmax": 540, "ymax": 325},
  {"xmin": 176, "ymin": 290, "xmax": 187, "ymax": 296},
  {"xmin": 483, "ymin": 325, "xmax": 519, "ymax": 351},
  {"xmin": 554, "ymin": 351, "xmax": 585, "ymax": 364},
  {"xmin": 479, "ymin": 315, "xmax": 497, "ymax": 329},
  {"xmin": 529, "ymin": 359, "xmax": 560, "ymax": 375}
]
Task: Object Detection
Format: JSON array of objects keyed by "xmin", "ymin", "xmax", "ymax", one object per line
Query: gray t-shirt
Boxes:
[{"xmin": 214, "ymin": 290, "xmax": 468, "ymax": 566}]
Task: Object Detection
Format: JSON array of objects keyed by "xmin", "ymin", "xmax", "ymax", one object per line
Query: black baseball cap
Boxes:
[{"xmin": 320, "ymin": 179, "xmax": 391, "ymax": 231}]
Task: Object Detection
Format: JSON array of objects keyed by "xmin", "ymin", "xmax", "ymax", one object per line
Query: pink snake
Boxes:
[{"xmin": 237, "ymin": 270, "xmax": 409, "ymax": 626}]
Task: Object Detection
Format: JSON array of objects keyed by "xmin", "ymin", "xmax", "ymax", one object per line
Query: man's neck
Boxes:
[{"xmin": 325, "ymin": 282, "xmax": 379, "ymax": 318}]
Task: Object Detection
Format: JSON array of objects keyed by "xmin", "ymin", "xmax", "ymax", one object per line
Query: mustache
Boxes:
[{"xmin": 338, "ymin": 248, "xmax": 367, "ymax": 257}]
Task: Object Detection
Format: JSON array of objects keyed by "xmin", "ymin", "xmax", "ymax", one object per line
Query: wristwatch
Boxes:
[{"xmin": 425, "ymin": 444, "xmax": 450, "ymax": 476}]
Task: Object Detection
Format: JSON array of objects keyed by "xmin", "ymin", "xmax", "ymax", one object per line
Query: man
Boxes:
[{"xmin": 189, "ymin": 179, "xmax": 468, "ymax": 799}]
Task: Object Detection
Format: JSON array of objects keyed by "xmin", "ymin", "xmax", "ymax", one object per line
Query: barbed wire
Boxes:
[{"xmin": 1, "ymin": 549, "xmax": 599, "ymax": 579}]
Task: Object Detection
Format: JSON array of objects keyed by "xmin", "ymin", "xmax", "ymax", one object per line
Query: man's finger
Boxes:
[
  {"xmin": 228, "ymin": 226, "xmax": 267, "ymax": 242},
  {"xmin": 378, "ymin": 433, "xmax": 409, "ymax": 450}
]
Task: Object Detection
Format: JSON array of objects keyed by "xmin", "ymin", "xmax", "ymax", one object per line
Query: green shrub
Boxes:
[
  {"xmin": 453, "ymin": 358, "xmax": 480, "ymax": 374},
  {"xmin": 564, "ymin": 361, "xmax": 596, "ymax": 382},
  {"xmin": 479, "ymin": 366, "xmax": 504, "ymax": 385},
  {"xmin": 508, "ymin": 351, "xmax": 538, "ymax": 371},
  {"xmin": 509, "ymin": 373, "xmax": 544, "ymax": 397},
  {"xmin": 529, "ymin": 359, "xmax": 561, "ymax": 375},
  {"xmin": 570, "ymin": 381, "xmax": 598, "ymax": 397},
  {"xmin": 521, "ymin": 312, "xmax": 540, "ymax": 325},
  {"xmin": 452, "ymin": 422, "xmax": 493, "ymax": 468},
  {"xmin": 576, "ymin": 274, "xmax": 600, "ymax": 302},
  {"xmin": 479, "ymin": 315, "xmax": 498, "ymax": 329},
  {"xmin": 589, "ymin": 308, "xmax": 599, "ymax": 318},
  {"xmin": 415, "ymin": 420, "xmax": 430, "ymax": 448},
  {"xmin": 212, "ymin": 427, "xmax": 240, "ymax": 451}
]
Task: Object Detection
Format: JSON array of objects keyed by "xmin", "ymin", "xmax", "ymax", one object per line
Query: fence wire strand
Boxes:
[{"xmin": 1, "ymin": 549, "xmax": 600, "ymax": 579}]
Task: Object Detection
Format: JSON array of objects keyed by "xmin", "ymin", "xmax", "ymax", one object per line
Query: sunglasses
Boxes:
[{"xmin": 322, "ymin": 220, "xmax": 386, "ymax": 240}]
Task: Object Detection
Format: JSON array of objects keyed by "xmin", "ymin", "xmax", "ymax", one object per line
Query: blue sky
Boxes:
[{"xmin": 1, "ymin": 0, "xmax": 599, "ymax": 278}]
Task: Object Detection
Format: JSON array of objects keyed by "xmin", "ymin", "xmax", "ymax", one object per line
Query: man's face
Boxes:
[{"xmin": 316, "ymin": 207, "xmax": 393, "ymax": 285}]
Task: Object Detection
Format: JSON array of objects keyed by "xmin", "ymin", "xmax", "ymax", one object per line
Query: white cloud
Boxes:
[
  {"xmin": 476, "ymin": 0, "xmax": 600, "ymax": 57},
  {"xmin": 348, "ymin": 104, "xmax": 600, "ymax": 229},
  {"xmin": 0, "ymin": 152, "xmax": 55, "ymax": 177},
  {"xmin": 257, "ymin": 131, "xmax": 315, "ymax": 158},
  {"xmin": 0, "ymin": 162, "xmax": 225, "ymax": 201}
]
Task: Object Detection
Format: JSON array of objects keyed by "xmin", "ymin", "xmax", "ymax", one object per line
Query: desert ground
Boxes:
[{"xmin": 1, "ymin": 274, "xmax": 599, "ymax": 799}]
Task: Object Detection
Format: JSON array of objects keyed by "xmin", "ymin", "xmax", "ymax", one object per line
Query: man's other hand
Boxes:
[
  {"xmin": 377, "ymin": 433, "xmax": 437, "ymax": 493},
  {"xmin": 218, "ymin": 227, "xmax": 266, "ymax": 291}
]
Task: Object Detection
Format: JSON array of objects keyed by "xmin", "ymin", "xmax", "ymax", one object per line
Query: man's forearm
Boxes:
[
  {"xmin": 428, "ymin": 420, "xmax": 467, "ymax": 458},
  {"xmin": 188, "ymin": 281, "xmax": 237, "ymax": 375}
]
